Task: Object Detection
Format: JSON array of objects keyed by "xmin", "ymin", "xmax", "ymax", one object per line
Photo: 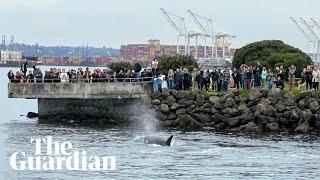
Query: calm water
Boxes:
[{"xmin": 0, "ymin": 67, "xmax": 320, "ymax": 179}]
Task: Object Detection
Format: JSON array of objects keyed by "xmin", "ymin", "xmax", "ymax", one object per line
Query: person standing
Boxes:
[
  {"xmin": 261, "ymin": 67, "xmax": 268, "ymax": 89},
  {"xmin": 267, "ymin": 69, "xmax": 274, "ymax": 90},
  {"xmin": 288, "ymin": 65, "xmax": 296, "ymax": 90},
  {"xmin": 191, "ymin": 68, "xmax": 198, "ymax": 91},
  {"xmin": 167, "ymin": 69, "xmax": 175, "ymax": 89},
  {"xmin": 306, "ymin": 66, "xmax": 313, "ymax": 90},
  {"xmin": 211, "ymin": 68, "xmax": 219, "ymax": 91},
  {"xmin": 222, "ymin": 69, "xmax": 230, "ymax": 92},
  {"xmin": 312, "ymin": 67, "xmax": 320, "ymax": 90}
]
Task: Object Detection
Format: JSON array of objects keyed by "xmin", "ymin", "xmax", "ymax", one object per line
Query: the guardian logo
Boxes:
[{"xmin": 10, "ymin": 136, "xmax": 116, "ymax": 171}]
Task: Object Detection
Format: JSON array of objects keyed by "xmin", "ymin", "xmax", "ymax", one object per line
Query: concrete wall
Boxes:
[
  {"xmin": 38, "ymin": 98, "xmax": 145, "ymax": 122},
  {"xmin": 8, "ymin": 82, "xmax": 152, "ymax": 99}
]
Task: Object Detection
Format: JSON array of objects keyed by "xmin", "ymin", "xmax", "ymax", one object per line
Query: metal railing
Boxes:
[{"xmin": 9, "ymin": 77, "xmax": 154, "ymax": 84}]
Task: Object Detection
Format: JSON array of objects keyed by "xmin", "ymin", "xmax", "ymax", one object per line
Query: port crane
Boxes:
[
  {"xmin": 160, "ymin": 8, "xmax": 187, "ymax": 55},
  {"xmin": 300, "ymin": 17, "xmax": 320, "ymax": 61}
]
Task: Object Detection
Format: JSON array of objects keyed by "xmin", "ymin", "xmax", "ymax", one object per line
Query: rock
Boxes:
[
  {"xmin": 226, "ymin": 117, "xmax": 240, "ymax": 126},
  {"xmin": 255, "ymin": 115, "xmax": 269, "ymax": 125},
  {"xmin": 156, "ymin": 112, "xmax": 167, "ymax": 121},
  {"xmin": 266, "ymin": 122, "xmax": 279, "ymax": 132},
  {"xmin": 275, "ymin": 102, "xmax": 286, "ymax": 113},
  {"xmin": 299, "ymin": 91, "xmax": 312, "ymax": 100},
  {"xmin": 210, "ymin": 107, "xmax": 219, "ymax": 114},
  {"xmin": 160, "ymin": 120, "xmax": 175, "ymax": 127},
  {"xmin": 209, "ymin": 96, "xmax": 220, "ymax": 104},
  {"xmin": 170, "ymin": 103, "xmax": 182, "ymax": 110},
  {"xmin": 221, "ymin": 107, "xmax": 231, "ymax": 114},
  {"xmin": 202, "ymin": 103, "xmax": 211, "ymax": 108},
  {"xmin": 160, "ymin": 91, "xmax": 171, "ymax": 99},
  {"xmin": 27, "ymin": 112, "xmax": 38, "ymax": 118},
  {"xmin": 245, "ymin": 122, "xmax": 263, "ymax": 133},
  {"xmin": 309, "ymin": 101, "xmax": 320, "ymax": 112},
  {"xmin": 151, "ymin": 91, "xmax": 162, "ymax": 99},
  {"xmin": 229, "ymin": 108, "xmax": 240, "ymax": 116},
  {"xmin": 213, "ymin": 102, "xmax": 223, "ymax": 109},
  {"xmin": 290, "ymin": 108, "xmax": 300, "ymax": 120},
  {"xmin": 314, "ymin": 121, "xmax": 320, "ymax": 129},
  {"xmin": 160, "ymin": 104, "xmax": 169, "ymax": 113},
  {"xmin": 211, "ymin": 114, "xmax": 224, "ymax": 124},
  {"xmin": 299, "ymin": 109, "xmax": 312, "ymax": 122},
  {"xmin": 284, "ymin": 92, "xmax": 295, "ymax": 106},
  {"xmin": 248, "ymin": 90, "xmax": 263, "ymax": 101},
  {"xmin": 151, "ymin": 99, "xmax": 161, "ymax": 106},
  {"xmin": 265, "ymin": 105, "xmax": 277, "ymax": 116},
  {"xmin": 167, "ymin": 113, "xmax": 176, "ymax": 120},
  {"xmin": 298, "ymin": 99, "xmax": 307, "ymax": 109},
  {"xmin": 224, "ymin": 98, "xmax": 236, "ymax": 108},
  {"xmin": 196, "ymin": 94, "xmax": 205, "ymax": 105},
  {"xmin": 175, "ymin": 108, "xmax": 187, "ymax": 115},
  {"xmin": 294, "ymin": 121, "xmax": 309, "ymax": 133},
  {"xmin": 237, "ymin": 103, "xmax": 248, "ymax": 112},
  {"xmin": 186, "ymin": 104, "xmax": 196, "ymax": 112},
  {"xmin": 193, "ymin": 113, "xmax": 212, "ymax": 124},
  {"xmin": 164, "ymin": 96, "xmax": 176, "ymax": 106},
  {"xmin": 214, "ymin": 122, "xmax": 226, "ymax": 130},
  {"xmin": 182, "ymin": 100, "xmax": 194, "ymax": 106},
  {"xmin": 174, "ymin": 91, "xmax": 188, "ymax": 99},
  {"xmin": 223, "ymin": 92, "xmax": 235, "ymax": 99},
  {"xmin": 239, "ymin": 112, "xmax": 254, "ymax": 125},
  {"xmin": 175, "ymin": 114, "xmax": 203, "ymax": 129}
]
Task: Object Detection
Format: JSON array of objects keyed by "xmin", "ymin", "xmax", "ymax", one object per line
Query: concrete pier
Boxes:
[{"xmin": 8, "ymin": 82, "xmax": 152, "ymax": 122}]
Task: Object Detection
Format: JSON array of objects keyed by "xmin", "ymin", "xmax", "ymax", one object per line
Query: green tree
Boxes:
[
  {"xmin": 108, "ymin": 61, "xmax": 133, "ymax": 73},
  {"xmin": 157, "ymin": 55, "xmax": 198, "ymax": 75},
  {"xmin": 233, "ymin": 40, "xmax": 312, "ymax": 77}
]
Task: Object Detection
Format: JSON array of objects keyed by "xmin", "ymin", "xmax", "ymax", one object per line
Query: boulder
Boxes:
[
  {"xmin": 299, "ymin": 109, "xmax": 313, "ymax": 122},
  {"xmin": 151, "ymin": 91, "xmax": 162, "ymax": 99},
  {"xmin": 164, "ymin": 96, "xmax": 176, "ymax": 106},
  {"xmin": 27, "ymin": 112, "xmax": 38, "ymax": 118},
  {"xmin": 202, "ymin": 103, "xmax": 211, "ymax": 108},
  {"xmin": 298, "ymin": 99, "xmax": 307, "ymax": 109},
  {"xmin": 290, "ymin": 108, "xmax": 300, "ymax": 120},
  {"xmin": 223, "ymin": 92, "xmax": 235, "ymax": 99},
  {"xmin": 196, "ymin": 94, "xmax": 205, "ymax": 105},
  {"xmin": 160, "ymin": 104, "xmax": 169, "ymax": 113},
  {"xmin": 167, "ymin": 113, "xmax": 176, "ymax": 120},
  {"xmin": 209, "ymin": 96, "xmax": 220, "ymax": 104},
  {"xmin": 170, "ymin": 103, "xmax": 182, "ymax": 110},
  {"xmin": 175, "ymin": 108, "xmax": 187, "ymax": 115},
  {"xmin": 314, "ymin": 120, "xmax": 320, "ymax": 129},
  {"xmin": 299, "ymin": 91, "xmax": 312, "ymax": 100},
  {"xmin": 226, "ymin": 117, "xmax": 240, "ymax": 126},
  {"xmin": 309, "ymin": 101, "xmax": 320, "ymax": 112},
  {"xmin": 151, "ymin": 99, "xmax": 161, "ymax": 106},
  {"xmin": 224, "ymin": 98, "xmax": 236, "ymax": 108},
  {"xmin": 193, "ymin": 113, "xmax": 212, "ymax": 124},
  {"xmin": 237, "ymin": 103, "xmax": 248, "ymax": 112},
  {"xmin": 266, "ymin": 122, "xmax": 280, "ymax": 132},
  {"xmin": 174, "ymin": 91, "xmax": 188, "ymax": 99},
  {"xmin": 229, "ymin": 108, "xmax": 240, "ymax": 116},
  {"xmin": 211, "ymin": 114, "xmax": 224, "ymax": 124},
  {"xmin": 156, "ymin": 112, "xmax": 167, "ymax": 121},
  {"xmin": 210, "ymin": 107, "xmax": 219, "ymax": 114},
  {"xmin": 175, "ymin": 114, "xmax": 204, "ymax": 129},
  {"xmin": 214, "ymin": 122, "xmax": 226, "ymax": 130},
  {"xmin": 275, "ymin": 102, "xmax": 286, "ymax": 113},
  {"xmin": 245, "ymin": 122, "xmax": 263, "ymax": 133},
  {"xmin": 183, "ymin": 100, "xmax": 194, "ymax": 106},
  {"xmin": 294, "ymin": 121, "xmax": 309, "ymax": 133}
]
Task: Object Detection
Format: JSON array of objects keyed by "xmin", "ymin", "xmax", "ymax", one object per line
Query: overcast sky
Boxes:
[{"xmin": 0, "ymin": 0, "xmax": 319, "ymax": 51}]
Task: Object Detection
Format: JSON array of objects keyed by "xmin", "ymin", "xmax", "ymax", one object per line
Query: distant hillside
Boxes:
[{"xmin": 1, "ymin": 43, "xmax": 120, "ymax": 57}]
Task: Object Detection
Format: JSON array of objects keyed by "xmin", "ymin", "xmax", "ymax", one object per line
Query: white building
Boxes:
[{"xmin": 0, "ymin": 50, "xmax": 22, "ymax": 61}]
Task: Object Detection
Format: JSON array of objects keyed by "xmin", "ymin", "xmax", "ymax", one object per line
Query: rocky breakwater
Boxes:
[{"xmin": 151, "ymin": 89, "xmax": 320, "ymax": 134}]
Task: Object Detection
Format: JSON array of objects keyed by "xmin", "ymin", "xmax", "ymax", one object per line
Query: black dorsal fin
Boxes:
[{"xmin": 166, "ymin": 135, "xmax": 173, "ymax": 146}]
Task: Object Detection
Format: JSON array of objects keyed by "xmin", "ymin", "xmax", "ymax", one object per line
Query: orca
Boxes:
[{"xmin": 144, "ymin": 135, "xmax": 174, "ymax": 146}]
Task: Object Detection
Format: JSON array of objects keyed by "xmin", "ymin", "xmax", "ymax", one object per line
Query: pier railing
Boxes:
[{"xmin": 9, "ymin": 77, "xmax": 154, "ymax": 84}]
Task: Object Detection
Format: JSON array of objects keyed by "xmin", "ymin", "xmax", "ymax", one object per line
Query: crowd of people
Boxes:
[{"xmin": 7, "ymin": 61, "xmax": 320, "ymax": 93}]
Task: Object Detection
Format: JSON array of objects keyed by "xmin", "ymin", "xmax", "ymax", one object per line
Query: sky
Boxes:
[{"xmin": 0, "ymin": 0, "xmax": 319, "ymax": 51}]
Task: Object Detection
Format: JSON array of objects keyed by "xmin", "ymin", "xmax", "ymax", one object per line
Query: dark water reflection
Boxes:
[{"xmin": 0, "ymin": 67, "xmax": 320, "ymax": 179}]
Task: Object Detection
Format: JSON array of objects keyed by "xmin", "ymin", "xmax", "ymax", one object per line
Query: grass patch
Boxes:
[{"xmin": 239, "ymin": 89, "xmax": 249, "ymax": 97}]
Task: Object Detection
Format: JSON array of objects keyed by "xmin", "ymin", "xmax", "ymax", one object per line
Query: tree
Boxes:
[
  {"xmin": 108, "ymin": 61, "xmax": 133, "ymax": 73},
  {"xmin": 233, "ymin": 40, "xmax": 312, "ymax": 77},
  {"xmin": 157, "ymin": 55, "xmax": 198, "ymax": 75}
]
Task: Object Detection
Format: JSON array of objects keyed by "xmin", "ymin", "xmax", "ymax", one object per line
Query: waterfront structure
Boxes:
[{"xmin": 8, "ymin": 81, "xmax": 152, "ymax": 121}]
